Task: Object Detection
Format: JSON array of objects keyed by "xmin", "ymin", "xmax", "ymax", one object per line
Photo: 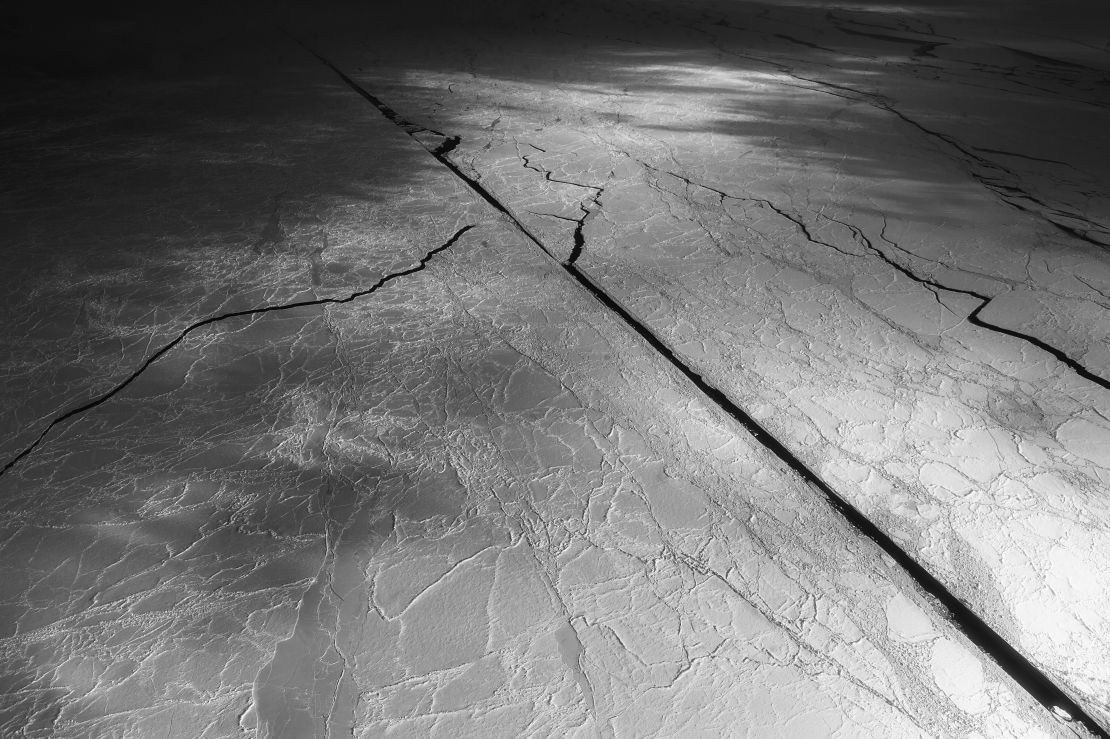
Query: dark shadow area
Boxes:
[
  {"xmin": 0, "ymin": 280, "xmax": 504, "ymax": 735},
  {"xmin": 0, "ymin": 10, "xmax": 503, "ymax": 732},
  {"xmin": 0, "ymin": 14, "xmax": 481, "ymax": 464}
]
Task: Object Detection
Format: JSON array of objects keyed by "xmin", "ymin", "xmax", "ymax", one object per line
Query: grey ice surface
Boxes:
[{"xmin": 1, "ymin": 1, "xmax": 1108, "ymax": 737}]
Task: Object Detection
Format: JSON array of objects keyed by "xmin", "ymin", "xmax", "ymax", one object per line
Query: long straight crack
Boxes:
[
  {"xmin": 311, "ymin": 49, "xmax": 1107, "ymax": 738},
  {"xmin": 0, "ymin": 225, "xmax": 475, "ymax": 478}
]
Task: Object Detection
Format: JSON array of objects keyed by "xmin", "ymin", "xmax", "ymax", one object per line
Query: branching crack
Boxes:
[
  {"xmin": 640, "ymin": 161, "xmax": 860, "ymax": 259},
  {"xmin": 517, "ymin": 143, "xmax": 605, "ymax": 192},
  {"xmin": 515, "ymin": 142, "xmax": 607, "ymax": 264},
  {"xmin": 0, "ymin": 225, "xmax": 475, "ymax": 477},
  {"xmin": 881, "ymin": 107, "xmax": 1110, "ymax": 248},
  {"xmin": 693, "ymin": 20, "xmax": 1110, "ymax": 249},
  {"xmin": 649, "ymin": 164, "xmax": 1109, "ymax": 391},
  {"xmin": 842, "ymin": 215, "xmax": 1110, "ymax": 390},
  {"xmin": 309, "ymin": 49, "xmax": 1106, "ymax": 737}
]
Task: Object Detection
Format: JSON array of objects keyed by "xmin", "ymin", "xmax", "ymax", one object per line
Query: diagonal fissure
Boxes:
[
  {"xmin": 689, "ymin": 18, "xmax": 1110, "ymax": 249},
  {"xmin": 651, "ymin": 164, "xmax": 1110, "ymax": 392},
  {"xmin": 0, "ymin": 225, "xmax": 475, "ymax": 478}
]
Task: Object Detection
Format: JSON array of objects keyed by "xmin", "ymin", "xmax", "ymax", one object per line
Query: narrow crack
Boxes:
[
  {"xmin": 971, "ymin": 146, "xmax": 1080, "ymax": 169},
  {"xmin": 694, "ymin": 20, "xmax": 1110, "ymax": 250},
  {"xmin": 773, "ymin": 33, "xmax": 853, "ymax": 57},
  {"xmin": 0, "ymin": 225, "xmax": 475, "ymax": 477},
  {"xmin": 880, "ymin": 106, "xmax": 1110, "ymax": 248},
  {"xmin": 651, "ymin": 164, "xmax": 1110, "ymax": 392},
  {"xmin": 312, "ymin": 49, "xmax": 1107, "ymax": 737},
  {"xmin": 838, "ymin": 214, "xmax": 1110, "ymax": 391},
  {"xmin": 517, "ymin": 143, "xmax": 605, "ymax": 192},
  {"xmin": 515, "ymin": 142, "xmax": 606, "ymax": 264},
  {"xmin": 823, "ymin": 9, "xmax": 945, "ymax": 39},
  {"xmin": 640, "ymin": 161, "xmax": 861, "ymax": 259},
  {"xmin": 868, "ymin": 217, "xmax": 1110, "ymax": 390}
]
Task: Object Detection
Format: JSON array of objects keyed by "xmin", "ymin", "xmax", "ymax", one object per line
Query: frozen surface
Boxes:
[{"xmin": 1, "ymin": 1, "xmax": 1108, "ymax": 737}]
